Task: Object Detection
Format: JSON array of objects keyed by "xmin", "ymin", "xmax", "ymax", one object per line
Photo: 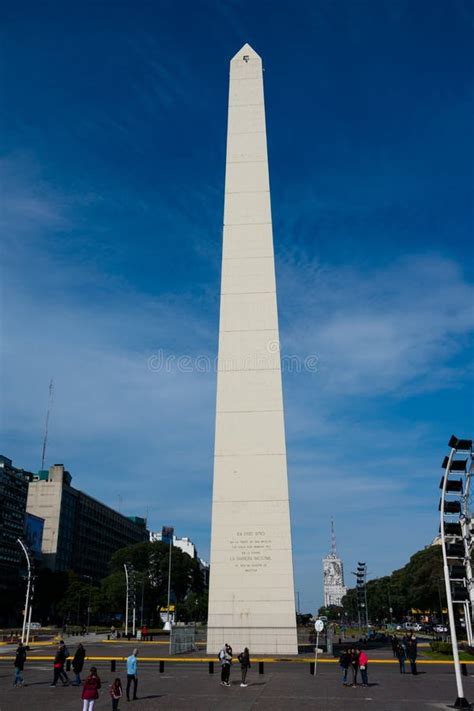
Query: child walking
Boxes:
[{"xmin": 110, "ymin": 678, "xmax": 123, "ymax": 710}]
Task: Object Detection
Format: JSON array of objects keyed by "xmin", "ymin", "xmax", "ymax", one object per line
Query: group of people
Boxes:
[
  {"xmin": 13, "ymin": 640, "xmax": 139, "ymax": 709},
  {"xmin": 13, "ymin": 634, "xmax": 420, "ymax": 701},
  {"xmin": 391, "ymin": 633, "xmax": 418, "ymax": 675},
  {"xmin": 338, "ymin": 647, "xmax": 369, "ymax": 687},
  {"xmin": 218, "ymin": 643, "xmax": 251, "ymax": 687}
]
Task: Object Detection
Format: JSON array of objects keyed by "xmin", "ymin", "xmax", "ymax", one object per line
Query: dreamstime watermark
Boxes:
[{"xmin": 147, "ymin": 341, "xmax": 318, "ymax": 374}]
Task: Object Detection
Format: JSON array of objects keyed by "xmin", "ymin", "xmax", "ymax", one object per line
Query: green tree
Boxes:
[
  {"xmin": 56, "ymin": 571, "xmax": 101, "ymax": 625},
  {"xmin": 341, "ymin": 545, "xmax": 443, "ymax": 623},
  {"xmin": 101, "ymin": 540, "xmax": 206, "ymax": 625}
]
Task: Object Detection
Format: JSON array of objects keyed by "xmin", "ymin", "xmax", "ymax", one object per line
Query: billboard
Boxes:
[{"xmin": 24, "ymin": 513, "xmax": 44, "ymax": 558}]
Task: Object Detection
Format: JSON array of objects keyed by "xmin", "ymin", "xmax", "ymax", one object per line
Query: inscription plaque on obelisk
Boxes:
[{"xmin": 207, "ymin": 44, "xmax": 298, "ymax": 655}]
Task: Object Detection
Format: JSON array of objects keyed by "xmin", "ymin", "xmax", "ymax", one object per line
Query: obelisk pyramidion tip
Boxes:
[{"xmin": 231, "ymin": 43, "xmax": 261, "ymax": 62}]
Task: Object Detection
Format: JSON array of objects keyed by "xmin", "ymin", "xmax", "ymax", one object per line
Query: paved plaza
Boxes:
[{"xmin": 1, "ymin": 637, "xmax": 472, "ymax": 710}]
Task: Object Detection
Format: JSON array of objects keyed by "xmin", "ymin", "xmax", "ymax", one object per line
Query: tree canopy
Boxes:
[{"xmin": 341, "ymin": 544, "xmax": 444, "ymax": 623}]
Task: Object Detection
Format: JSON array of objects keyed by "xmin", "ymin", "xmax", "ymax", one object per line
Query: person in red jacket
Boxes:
[
  {"xmin": 81, "ymin": 666, "xmax": 101, "ymax": 711},
  {"xmin": 356, "ymin": 648, "xmax": 369, "ymax": 687}
]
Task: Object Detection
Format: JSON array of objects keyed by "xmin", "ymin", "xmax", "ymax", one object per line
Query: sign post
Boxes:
[{"xmin": 314, "ymin": 619, "xmax": 324, "ymax": 676}]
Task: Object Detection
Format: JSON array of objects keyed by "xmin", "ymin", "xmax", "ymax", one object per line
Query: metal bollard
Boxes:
[
  {"xmin": 462, "ymin": 663, "xmax": 468, "ymax": 676},
  {"xmin": 159, "ymin": 660, "xmax": 165, "ymax": 673},
  {"xmin": 111, "ymin": 660, "xmax": 116, "ymax": 672},
  {"xmin": 66, "ymin": 659, "xmax": 71, "ymax": 672},
  {"xmin": 310, "ymin": 661, "xmax": 315, "ymax": 675},
  {"xmin": 208, "ymin": 661, "xmax": 214, "ymax": 674},
  {"xmin": 259, "ymin": 661, "xmax": 264, "ymax": 675}
]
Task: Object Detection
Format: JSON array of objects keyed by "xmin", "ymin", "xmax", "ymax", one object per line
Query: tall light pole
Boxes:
[
  {"xmin": 140, "ymin": 574, "xmax": 145, "ymax": 628},
  {"xmin": 387, "ymin": 583, "xmax": 393, "ymax": 626},
  {"xmin": 352, "ymin": 562, "xmax": 368, "ymax": 631},
  {"xmin": 124, "ymin": 562, "xmax": 136, "ymax": 637},
  {"xmin": 84, "ymin": 575, "xmax": 92, "ymax": 634},
  {"xmin": 165, "ymin": 536, "xmax": 172, "ymax": 629},
  {"xmin": 17, "ymin": 539, "xmax": 33, "ymax": 644},
  {"xmin": 161, "ymin": 526, "xmax": 174, "ymax": 631},
  {"xmin": 439, "ymin": 434, "xmax": 472, "ymax": 709}
]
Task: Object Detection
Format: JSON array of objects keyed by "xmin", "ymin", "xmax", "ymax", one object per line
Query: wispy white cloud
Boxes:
[{"xmin": 279, "ymin": 252, "xmax": 474, "ymax": 396}]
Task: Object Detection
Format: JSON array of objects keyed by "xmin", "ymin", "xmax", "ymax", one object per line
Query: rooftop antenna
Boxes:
[
  {"xmin": 331, "ymin": 518, "xmax": 337, "ymax": 556},
  {"xmin": 40, "ymin": 378, "xmax": 54, "ymax": 470}
]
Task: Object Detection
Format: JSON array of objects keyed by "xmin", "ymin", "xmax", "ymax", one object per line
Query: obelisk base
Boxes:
[{"xmin": 207, "ymin": 626, "xmax": 298, "ymax": 655}]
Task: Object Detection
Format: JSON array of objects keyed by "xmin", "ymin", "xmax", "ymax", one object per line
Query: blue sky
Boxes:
[{"xmin": 1, "ymin": 0, "xmax": 473, "ymax": 612}]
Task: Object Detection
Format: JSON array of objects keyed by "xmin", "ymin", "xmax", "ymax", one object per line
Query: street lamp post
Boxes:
[
  {"xmin": 140, "ymin": 574, "xmax": 145, "ymax": 629},
  {"xmin": 17, "ymin": 539, "xmax": 33, "ymax": 644},
  {"xmin": 124, "ymin": 562, "xmax": 136, "ymax": 637},
  {"xmin": 165, "ymin": 536, "xmax": 172, "ymax": 630},
  {"xmin": 161, "ymin": 526, "xmax": 174, "ymax": 632},
  {"xmin": 84, "ymin": 575, "xmax": 92, "ymax": 634}
]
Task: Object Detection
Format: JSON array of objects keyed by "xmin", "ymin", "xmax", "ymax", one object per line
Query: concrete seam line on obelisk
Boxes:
[{"xmin": 207, "ymin": 43, "xmax": 298, "ymax": 655}]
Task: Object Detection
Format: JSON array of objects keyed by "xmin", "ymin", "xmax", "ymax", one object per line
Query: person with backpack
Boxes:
[
  {"xmin": 339, "ymin": 648, "xmax": 351, "ymax": 686},
  {"xmin": 218, "ymin": 643, "xmax": 232, "ymax": 686},
  {"xmin": 50, "ymin": 641, "xmax": 69, "ymax": 686},
  {"xmin": 81, "ymin": 666, "xmax": 101, "ymax": 710},
  {"xmin": 237, "ymin": 647, "xmax": 251, "ymax": 687},
  {"xmin": 109, "ymin": 678, "xmax": 123, "ymax": 710},
  {"xmin": 13, "ymin": 641, "xmax": 27, "ymax": 687},
  {"xmin": 72, "ymin": 642, "xmax": 86, "ymax": 685}
]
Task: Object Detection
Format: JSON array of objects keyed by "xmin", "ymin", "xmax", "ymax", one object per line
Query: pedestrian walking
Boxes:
[
  {"xmin": 51, "ymin": 641, "xmax": 69, "ymax": 686},
  {"xmin": 396, "ymin": 642, "xmax": 406, "ymax": 674},
  {"xmin": 357, "ymin": 648, "xmax": 369, "ymax": 686},
  {"xmin": 72, "ymin": 643, "xmax": 86, "ymax": 685},
  {"xmin": 13, "ymin": 642, "xmax": 27, "ymax": 687},
  {"xmin": 218, "ymin": 643, "xmax": 233, "ymax": 686},
  {"xmin": 81, "ymin": 666, "xmax": 101, "ymax": 711},
  {"xmin": 237, "ymin": 647, "xmax": 251, "ymax": 687},
  {"xmin": 339, "ymin": 648, "xmax": 351, "ymax": 686},
  {"xmin": 391, "ymin": 635, "xmax": 398, "ymax": 658},
  {"xmin": 126, "ymin": 648, "xmax": 139, "ymax": 701},
  {"xmin": 109, "ymin": 678, "xmax": 123, "ymax": 710},
  {"xmin": 406, "ymin": 634, "xmax": 418, "ymax": 675},
  {"xmin": 350, "ymin": 648, "xmax": 359, "ymax": 687}
]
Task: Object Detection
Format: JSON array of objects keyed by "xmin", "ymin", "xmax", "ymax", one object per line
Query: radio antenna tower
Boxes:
[
  {"xmin": 331, "ymin": 518, "xmax": 337, "ymax": 556},
  {"xmin": 40, "ymin": 378, "xmax": 54, "ymax": 470}
]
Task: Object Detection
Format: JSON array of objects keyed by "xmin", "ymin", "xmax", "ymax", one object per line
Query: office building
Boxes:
[
  {"xmin": 27, "ymin": 463, "xmax": 148, "ymax": 581},
  {"xmin": 0, "ymin": 456, "xmax": 31, "ymax": 604}
]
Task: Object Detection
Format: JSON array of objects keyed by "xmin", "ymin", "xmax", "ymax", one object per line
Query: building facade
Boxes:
[
  {"xmin": 150, "ymin": 531, "xmax": 196, "ymax": 558},
  {"xmin": 323, "ymin": 521, "xmax": 347, "ymax": 607},
  {"xmin": 150, "ymin": 530, "xmax": 210, "ymax": 586},
  {"xmin": 27, "ymin": 463, "xmax": 148, "ymax": 581},
  {"xmin": 0, "ymin": 456, "xmax": 32, "ymax": 613}
]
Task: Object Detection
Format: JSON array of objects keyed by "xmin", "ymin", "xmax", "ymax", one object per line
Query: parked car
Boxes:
[
  {"xmin": 396, "ymin": 622, "xmax": 422, "ymax": 632},
  {"xmin": 433, "ymin": 624, "xmax": 448, "ymax": 633},
  {"xmin": 27, "ymin": 622, "xmax": 41, "ymax": 630}
]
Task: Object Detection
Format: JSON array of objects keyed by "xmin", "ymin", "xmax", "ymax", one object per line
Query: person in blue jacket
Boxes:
[{"xmin": 126, "ymin": 648, "xmax": 139, "ymax": 701}]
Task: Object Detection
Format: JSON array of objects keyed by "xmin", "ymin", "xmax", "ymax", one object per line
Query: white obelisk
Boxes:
[{"xmin": 207, "ymin": 44, "xmax": 298, "ymax": 655}]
